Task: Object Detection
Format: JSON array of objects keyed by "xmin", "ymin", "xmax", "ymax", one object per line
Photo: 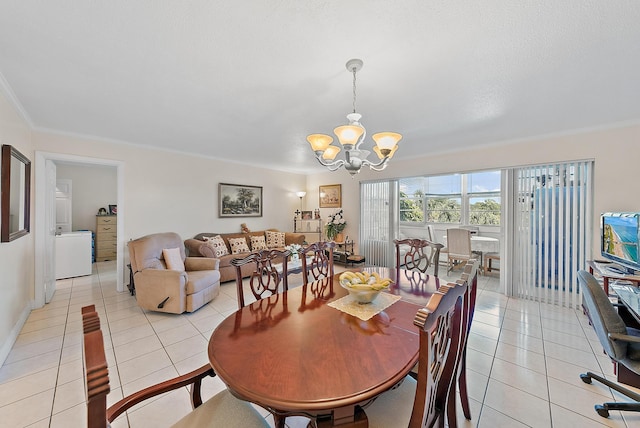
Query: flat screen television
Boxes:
[{"xmin": 601, "ymin": 212, "xmax": 640, "ymax": 274}]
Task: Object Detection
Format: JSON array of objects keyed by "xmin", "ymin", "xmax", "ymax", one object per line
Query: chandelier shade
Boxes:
[
  {"xmin": 322, "ymin": 145, "xmax": 341, "ymax": 160},
  {"xmin": 306, "ymin": 59, "xmax": 402, "ymax": 176}
]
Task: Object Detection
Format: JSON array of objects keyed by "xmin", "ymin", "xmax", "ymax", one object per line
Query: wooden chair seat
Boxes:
[
  {"xmin": 365, "ymin": 376, "xmax": 416, "ymax": 427},
  {"xmin": 171, "ymin": 390, "xmax": 268, "ymax": 427}
]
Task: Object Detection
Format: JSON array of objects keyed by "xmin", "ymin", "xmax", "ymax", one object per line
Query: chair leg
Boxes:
[
  {"xmin": 446, "ymin": 383, "xmax": 458, "ymax": 428},
  {"xmin": 274, "ymin": 414, "xmax": 286, "ymax": 428},
  {"xmin": 458, "ymin": 354, "xmax": 471, "ymax": 420}
]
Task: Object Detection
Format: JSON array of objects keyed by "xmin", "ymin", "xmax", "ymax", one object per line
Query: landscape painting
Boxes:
[{"xmin": 219, "ymin": 183, "xmax": 263, "ymax": 217}]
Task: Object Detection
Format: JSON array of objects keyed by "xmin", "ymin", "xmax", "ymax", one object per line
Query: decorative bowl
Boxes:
[
  {"xmin": 338, "ymin": 272, "xmax": 393, "ymax": 304},
  {"xmin": 340, "ymin": 281, "xmax": 383, "ymax": 304}
]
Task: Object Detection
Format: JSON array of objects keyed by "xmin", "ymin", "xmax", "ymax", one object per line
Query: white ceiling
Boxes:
[{"xmin": 1, "ymin": 1, "xmax": 639, "ymax": 174}]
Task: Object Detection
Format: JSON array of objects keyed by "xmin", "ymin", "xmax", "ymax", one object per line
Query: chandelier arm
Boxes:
[
  {"xmin": 363, "ymin": 156, "xmax": 391, "ymax": 171},
  {"xmin": 314, "ymin": 155, "xmax": 346, "ymax": 171},
  {"xmin": 353, "ymin": 127, "xmax": 367, "ymax": 150}
]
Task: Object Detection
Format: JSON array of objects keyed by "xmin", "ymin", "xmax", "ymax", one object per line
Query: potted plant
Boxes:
[{"xmin": 326, "ymin": 209, "xmax": 347, "ymax": 242}]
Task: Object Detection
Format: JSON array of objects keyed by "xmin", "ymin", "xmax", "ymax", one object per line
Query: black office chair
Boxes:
[{"xmin": 577, "ymin": 270, "xmax": 640, "ymax": 418}]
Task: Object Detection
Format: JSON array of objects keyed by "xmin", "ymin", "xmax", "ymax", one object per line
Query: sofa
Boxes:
[
  {"xmin": 184, "ymin": 229, "xmax": 305, "ymax": 283},
  {"xmin": 128, "ymin": 232, "xmax": 221, "ymax": 314}
]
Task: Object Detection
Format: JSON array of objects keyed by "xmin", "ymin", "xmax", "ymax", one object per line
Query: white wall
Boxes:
[
  {"xmin": 32, "ymin": 132, "xmax": 307, "ymax": 243},
  {"xmin": 306, "ymin": 123, "xmax": 640, "ymax": 257},
  {"xmin": 0, "ymin": 90, "xmax": 34, "ymax": 364},
  {"xmin": 56, "ymin": 163, "xmax": 117, "ymax": 231}
]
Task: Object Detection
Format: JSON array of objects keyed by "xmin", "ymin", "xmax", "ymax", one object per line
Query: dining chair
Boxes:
[
  {"xmin": 446, "ymin": 228, "xmax": 473, "ymax": 273},
  {"xmin": 81, "ymin": 305, "xmax": 269, "ymax": 428},
  {"xmin": 364, "ymin": 278, "xmax": 469, "ymax": 427},
  {"xmin": 231, "ymin": 249, "xmax": 291, "ymax": 309},
  {"xmin": 577, "ymin": 270, "xmax": 640, "ymax": 418},
  {"xmin": 394, "ymin": 238, "xmax": 444, "ymax": 277},
  {"xmin": 300, "ymin": 241, "xmax": 335, "ymax": 284},
  {"xmin": 427, "ymin": 224, "xmax": 448, "ymax": 264}
]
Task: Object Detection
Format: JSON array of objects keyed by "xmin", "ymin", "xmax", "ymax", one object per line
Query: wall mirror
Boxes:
[{"xmin": 1, "ymin": 144, "xmax": 31, "ymax": 242}]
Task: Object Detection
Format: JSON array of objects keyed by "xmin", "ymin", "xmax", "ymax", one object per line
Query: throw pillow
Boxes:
[
  {"xmin": 162, "ymin": 248, "xmax": 185, "ymax": 271},
  {"xmin": 228, "ymin": 237, "xmax": 250, "ymax": 254},
  {"xmin": 265, "ymin": 231, "xmax": 286, "ymax": 248},
  {"xmin": 203, "ymin": 235, "xmax": 229, "ymax": 257},
  {"xmin": 250, "ymin": 235, "xmax": 268, "ymax": 251}
]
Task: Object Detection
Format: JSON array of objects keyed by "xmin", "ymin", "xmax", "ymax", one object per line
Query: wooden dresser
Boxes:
[{"xmin": 95, "ymin": 215, "xmax": 117, "ymax": 261}]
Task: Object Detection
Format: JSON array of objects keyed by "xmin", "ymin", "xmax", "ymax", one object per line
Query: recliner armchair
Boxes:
[{"xmin": 128, "ymin": 232, "xmax": 221, "ymax": 314}]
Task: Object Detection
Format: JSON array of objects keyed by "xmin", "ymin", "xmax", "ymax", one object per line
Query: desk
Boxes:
[
  {"xmin": 587, "ymin": 260, "xmax": 640, "ymax": 296},
  {"xmin": 609, "ymin": 284, "xmax": 640, "ymax": 388},
  {"xmin": 208, "ymin": 269, "xmax": 440, "ymax": 427}
]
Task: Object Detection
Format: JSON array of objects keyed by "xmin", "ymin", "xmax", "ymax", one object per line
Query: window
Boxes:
[
  {"xmin": 467, "ymin": 171, "xmax": 501, "ymax": 225},
  {"xmin": 399, "ymin": 171, "xmax": 501, "ymax": 226},
  {"xmin": 399, "ymin": 177, "xmax": 424, "ymax": 222},
  {"xmin": 425, "ymin": 174, "xmax": 461, "ymax": 223}
]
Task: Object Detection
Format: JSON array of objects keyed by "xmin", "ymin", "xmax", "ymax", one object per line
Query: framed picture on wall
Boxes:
[
  {"xmin": 219, "ymin": 183, "xmax": 263, "ymax": 217},
  {"xmin": 319, "ymin": 184, "xmax": 341, "ymax": 208}
]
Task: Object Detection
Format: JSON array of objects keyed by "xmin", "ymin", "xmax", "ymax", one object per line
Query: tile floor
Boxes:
[{"xmin": 1, "ymin": 261, "xmax": 640, "ymax": 427}]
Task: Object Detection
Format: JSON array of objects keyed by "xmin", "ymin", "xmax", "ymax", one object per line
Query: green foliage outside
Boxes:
[
  {"xmin": 426, "ymin": 197, "xmax": 461, "ymax": 223},
  {"xmin": 469, "ymin": 199, "xmax": 501, "ymax": 225},
  {"xmin": 399, "ymin": 190, "xmax": 424, "ymax": 222},
  {"xmin": 400, "ymin": 193, "xmax": 501, "ymax": 225}
]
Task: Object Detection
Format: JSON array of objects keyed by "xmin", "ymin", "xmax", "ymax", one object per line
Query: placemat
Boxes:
[{"xmin": 328, "ymin": 292, "xmax": 402, "ymax": 321}]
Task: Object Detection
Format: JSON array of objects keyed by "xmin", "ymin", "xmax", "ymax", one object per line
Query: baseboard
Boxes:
[{"xmin": 0, "ymin": 302, "xmax": 32, "ymax": 367}]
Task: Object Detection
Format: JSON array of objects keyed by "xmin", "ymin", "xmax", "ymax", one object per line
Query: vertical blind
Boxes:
[
  {"xmin": 513, "ymin": 161, "xmax": 593, "ymax": 308},
  {"xmin": 360, "ymin": 180, "xmax": 397, "ymax": 267}
]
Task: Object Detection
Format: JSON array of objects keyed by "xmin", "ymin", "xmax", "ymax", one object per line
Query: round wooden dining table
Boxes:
[{"xmin": 207, "ymin": 268, "xmax": 443, "ymax": 427}]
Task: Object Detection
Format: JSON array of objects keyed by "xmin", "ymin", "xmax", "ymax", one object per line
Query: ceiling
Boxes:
[{"xmin": 1, "ymin": 1, "xmax": 639, "ymax": 174}]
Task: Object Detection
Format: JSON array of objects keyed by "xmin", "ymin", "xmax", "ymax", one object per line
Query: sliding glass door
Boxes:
[{"xmin": 511, "ymin": 161, "xmax": 593, "ymax": 308}]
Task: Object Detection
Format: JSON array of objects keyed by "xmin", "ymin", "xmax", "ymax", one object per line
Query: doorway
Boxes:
[{"xmin": 34, "ymin": 152, "xmax": 125, "ymax": 307}]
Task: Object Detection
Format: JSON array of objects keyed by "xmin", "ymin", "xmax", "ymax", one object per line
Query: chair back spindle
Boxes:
[
  {"xmin": 231, "ymin": 249, "xmax": 291, "ymax": 308},
  {"xmin": 394, "ymin": 238, "xmax": 443, "ymax": 277},
  {"xmin": 301, "ymin": 241, "xmax": 335, "ymax": 284}
]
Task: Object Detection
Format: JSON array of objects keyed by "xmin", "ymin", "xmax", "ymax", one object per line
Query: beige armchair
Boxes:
[{"xmin": 128, "ymin": 232, "xmax": 221, "ymax": 314}]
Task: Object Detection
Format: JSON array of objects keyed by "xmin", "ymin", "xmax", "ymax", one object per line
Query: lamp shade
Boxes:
[
  {"xmin": 373, "ymin": 144, "xmax": 398, "ymax": 160},
  {"xmin": 307, "ymin": 134, "xmax": 334, "ymax": 151},
  {"xmin": 296, "ymin": 191, "xmax": 307, "ymax": 198},
  {"xmin": 322, "ymin": 145, "xmax": 341, "ymax": 160},
  {"xmin": 372, "ymin": 132, "xmax": 402, "ymax": 150},
  {"xmin": 333, "ymin": 125, "xmax": 364, "ymax": 146}
]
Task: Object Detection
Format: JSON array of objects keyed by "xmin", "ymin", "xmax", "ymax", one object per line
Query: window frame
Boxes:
[{"xmin": 399, "ymin": 172, "xmax": 501, "ymax": 228}]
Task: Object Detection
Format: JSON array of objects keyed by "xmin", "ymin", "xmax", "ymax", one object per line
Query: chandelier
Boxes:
[{"xmin": 306, "ymin": 59, "xmax": 402, "ymax": 176}]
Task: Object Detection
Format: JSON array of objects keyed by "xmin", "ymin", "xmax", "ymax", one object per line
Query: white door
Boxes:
[
  {"xmin": 45, "ymin": 160, "xmax": 57, "ymax": 303},
  {"xmin": 56, "ymin": 179, "xmax": 72, "ymax": 233}
]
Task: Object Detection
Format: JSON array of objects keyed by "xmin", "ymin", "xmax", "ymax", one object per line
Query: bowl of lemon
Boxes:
[{"xmin": 339, "ymin": 271, "xmax": 393, "ymax": 304}]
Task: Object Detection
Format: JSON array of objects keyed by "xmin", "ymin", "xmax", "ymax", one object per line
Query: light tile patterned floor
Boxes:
[{"xmin": 1, "ymin": 261, "xmax": 639, "ymax": 427}]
